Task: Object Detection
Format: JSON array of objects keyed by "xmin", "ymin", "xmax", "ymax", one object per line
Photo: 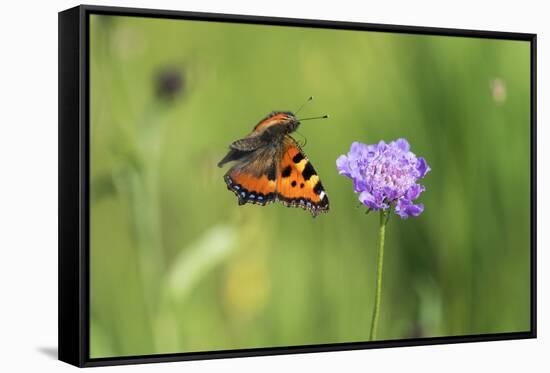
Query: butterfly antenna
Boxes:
[
  {"xmin": 299, "ymin": 114, "xmax": 329, "ymax": 121},
  {"xmin": 294, "ymin": 96, "xmax": 313, "ymax": 115}
]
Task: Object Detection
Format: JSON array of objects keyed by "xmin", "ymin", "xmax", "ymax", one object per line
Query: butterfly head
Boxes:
[{"xmin": 254, "ymin": 111, "xmax": 300, "ymax": 134}]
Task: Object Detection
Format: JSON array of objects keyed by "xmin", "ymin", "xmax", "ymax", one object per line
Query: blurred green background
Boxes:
[{"xmin": 88, "ymin": 15, "xmax": 531, "ymax": 358}]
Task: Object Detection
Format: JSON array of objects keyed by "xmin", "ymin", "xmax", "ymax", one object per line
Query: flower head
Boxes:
[{"xmin": 336, "ymin": 139, "xmax": 430, "ymax": 218}]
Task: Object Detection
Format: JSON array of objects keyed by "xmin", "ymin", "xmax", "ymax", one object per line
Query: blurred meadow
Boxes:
[{"xmin": 88, "ymin": 14, "xmax": 531, "ymax": 358}]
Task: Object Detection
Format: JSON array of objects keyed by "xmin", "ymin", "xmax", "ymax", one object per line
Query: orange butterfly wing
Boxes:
[
  {"xmin": 223, "ymin": 147, "xmax": 279, "ymax": 206},
  {"xmin": 224, "ymin": 172, "xmax": 277, "ymax": 206},
  {"xmin": 276, "ymin": 137, "xmax": 329, "ymax": 216}
]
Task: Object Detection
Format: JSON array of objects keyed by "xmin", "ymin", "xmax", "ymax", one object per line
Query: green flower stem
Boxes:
[
  {"xmin": 112, "ymin": 102, "xmax": 167, "ymax": 352},
  {"xmin": 369, "ymin": 208, "xmax": 389, "ymax": 341}
]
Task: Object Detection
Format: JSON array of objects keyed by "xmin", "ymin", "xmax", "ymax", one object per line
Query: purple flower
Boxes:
[{"xmin": 336, "ymin": 139, "xmax": 430, "ymax": 219}]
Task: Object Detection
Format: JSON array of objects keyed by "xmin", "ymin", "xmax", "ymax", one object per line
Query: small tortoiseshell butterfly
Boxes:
[{"xmin": 218, "ymin": 101, "xmax": 329, "ymax": 217}]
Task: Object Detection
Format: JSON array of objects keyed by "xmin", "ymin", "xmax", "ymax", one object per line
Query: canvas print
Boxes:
[{"xmin": 88, "ymin": 14, "xmax": 532, "ymax": 358}]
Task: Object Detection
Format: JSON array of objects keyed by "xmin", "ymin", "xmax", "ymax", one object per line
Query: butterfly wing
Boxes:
[
  {"xmin": 276, "ymin": 136, "xmax": 329, "ymax": 216},
  {"xmin": 223, "ymin": 145, "xmax": 279, "ymax": 206},
  {"xmin": 220, "ymin": 133, "xmax": 329, "ymax": 216},
  {"xmin": 217, "ymin": 134, "xmax": 267, "ymax": 168}
]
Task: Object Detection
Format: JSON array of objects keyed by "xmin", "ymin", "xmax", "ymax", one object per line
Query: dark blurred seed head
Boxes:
[{"xmin": 155, "ymin": 67, "xmax": 185, "ymax": 102}]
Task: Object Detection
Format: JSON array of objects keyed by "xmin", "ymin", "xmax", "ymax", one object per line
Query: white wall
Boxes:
[{"xmin": 0, "ymin": 0, "xmax": 546, "ymax": 371}]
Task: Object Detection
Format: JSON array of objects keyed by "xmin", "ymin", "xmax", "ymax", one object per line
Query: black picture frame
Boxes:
[{"xmin": 58, "ymin": 4, "xmax": 537, "ymax": 367}]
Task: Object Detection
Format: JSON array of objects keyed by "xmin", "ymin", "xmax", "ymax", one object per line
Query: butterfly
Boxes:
[{"xmin": 218, "ymin": 109, "xmax": 329, "ymax": 217}]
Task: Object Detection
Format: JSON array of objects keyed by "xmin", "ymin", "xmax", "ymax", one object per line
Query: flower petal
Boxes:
[
  {"xmin": 359, "ymin": 191, "xmax": 385, "ymax": 210},
  {"xmin": 336, "ymin": 155, "xmax": 351, "ymax": 177},
  {"xmin": 417, "ymin": 157, "xmax": 431, "ymax": 178},
  {"xmin": 384, "ymin": 186, "xmax": 399, "ymax": 201},
  {"xmin": 395, "ymin": 199, "xmax": 424, "ymax": 219},
  {"xmin": 394, "ymin": 138, "xmax": 410, "ymax": 152},
  {"xmin": 372, "ymin": 190, "xmax": 389, "ymax": 209},
  {"xmin": 405, "ymin": 184, "xmax": 425, "ymax": 200},
  {"xmin": 353, "ymin": 178, "xmax": 369, "ymax": 193},
  {"xmin": 376, "ymin": 140, "xmax": 387, "ymax": 152},
  {"xmin": 350, "ymin": 141, "xmax": 368, "ymax": 155}
]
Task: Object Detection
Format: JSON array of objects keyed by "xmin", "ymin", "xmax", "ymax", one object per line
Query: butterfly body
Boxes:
[{"xmin": 218, "ymin": 111, "xmax": 329, "ymax": 217}]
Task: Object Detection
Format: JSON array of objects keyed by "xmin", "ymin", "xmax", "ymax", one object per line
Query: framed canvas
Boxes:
[{"xmin": 58, "ymin": 4, "xmax": 537, "ymax": 367}]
